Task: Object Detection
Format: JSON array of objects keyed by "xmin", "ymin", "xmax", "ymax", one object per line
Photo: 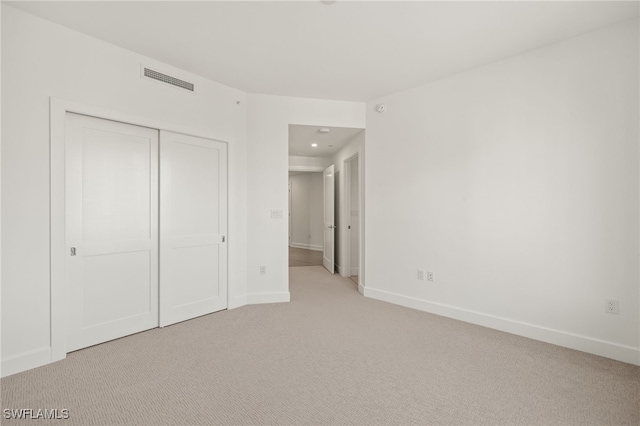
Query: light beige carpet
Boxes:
[
  {"xmin": 1, "ymin": 266, "xmax": 639, "ymax": 425},
  {"xmin": 289, "ymin": 247, "xmax": 323, "ymax": 267}
]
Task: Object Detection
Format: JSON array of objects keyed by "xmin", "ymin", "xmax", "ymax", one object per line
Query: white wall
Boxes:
[
  {"xmin": 1, "ymin": 5, "xmax": 248, "ymax": 376},
  {"xmin": 246, "ymin": 94, "xmax": 365, "ymax": 303},
  {"xmin": 289, "ymin": 173, "xmax": 323, "ymax": 250},
  {"xmin": 365, "ymin": 19, "xmax": 640, "ymax": 364}
]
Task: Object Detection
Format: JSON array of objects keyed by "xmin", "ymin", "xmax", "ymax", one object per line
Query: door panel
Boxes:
[
  {"xmin": 165, "ymin": 143, "xmax": 220, "ymax": 236},
  {"xmin": 81, "ymin": 129, "xmax": 152, "ymax": 241},
  {"xmin": 160, "ymin": 131, "xmax": 228, "ymax": 327},
  {"xmin": 323, "ymin": 165, "xmax": 335, "ymax": 274},
  {"xmin": 82, "ymin": 251, "xmax": 151, "ymax": 327},
  {"xmin": 66, "ymin": 113, "xmax": 159, "ymax": 352},
  {"xmin": 169, "ymin": 244, "xmax": 220, "ymax": 307}
]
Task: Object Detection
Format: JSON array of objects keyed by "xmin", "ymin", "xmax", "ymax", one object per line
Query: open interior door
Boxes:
[{"xmin": 323, "ymin": 165, "xmax": 335, "ymax": 274}]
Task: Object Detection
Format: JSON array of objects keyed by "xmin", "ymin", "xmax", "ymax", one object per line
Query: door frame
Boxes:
[
  {"xmin": 342, "ymin": 148, "xmax": 365, "ymax": 294},
  {"xmin": 50, "ymin": 98, "xmax": 229, "ymax": 363},
  {"xmin": 343, "ymin": 154, "xmax": 359, "ymax": 280},
  {"xmin": 286, "ymin": 139, "xmax": 366, "ymax": 295}
]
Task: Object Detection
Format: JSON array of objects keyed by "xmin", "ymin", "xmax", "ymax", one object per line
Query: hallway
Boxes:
[{"xmin": 289, "ymin": 247, "xmax": 323, "ymax": 267}]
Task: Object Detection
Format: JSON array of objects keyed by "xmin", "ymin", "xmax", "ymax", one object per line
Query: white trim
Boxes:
[
  {"xmin": 228, "ymin": 294, "xmax": 248, "ymax": 309},
  {"xmin": 50, "ymin": 98, "xmax": 68, "ymax": 365},
  {"xmin": 247, "ymin": 292, "xmax": 291, "ymax": 305},
  {"xmin": 358, "ymin": 142, "xmax": 365, "ymax": 290},
  {"xmin": 351, "ymin": 267, "xmax": 359, "ymax": 276},
  {"xmin": 289, "ymin": 165, "xmax": 325, "ymax": 172},
  {"xmin": 335, "ymin": 264, "xmax": 344, "ymax": 275},
  {"xmin": 47, "ymin": 97, "xmax": 237, "ymax": 376},
  {"xmin": 358, "ymin": 283, "xmax": 365, "ymax": 296},
  {"xmin": 363, "ymin": 286, "xmax": 640, "ymax": 366},
  {"xmin": 51, "ymin": 98, "xmax": 220, "ymax": 141},
  {"xmin": 1, "ymin": 347, "xmax": 52, "ymax": 378},
  {"xmin": 289, "ymin": 242, "xmax": 323, "ymax": 251}
]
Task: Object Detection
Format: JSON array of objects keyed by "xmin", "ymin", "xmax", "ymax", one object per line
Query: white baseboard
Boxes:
[
  {"xmin": 247, "ymin": 292, "xmax": 290, "ymax": 305},
  {"xmin": 228, "ymin": 294, "xmax": 247, "ymax": 309},
  {"xmin": 289, "ymin": 243, "xmax": 323, "ymax": 251},
  {"xmin": 351, "ymin": 267, "xmax": 359, "ymax": 276},
  {"xmin": 358, "ymin": 283, "xmax": 365, "ymax": 296},
  {"xmin": 1, "ymin": 347, "xmax": 54, "ymax": 377},
  {"xmin": 363, "ymin": 286, "xmax": 640, "ymax": 366}
]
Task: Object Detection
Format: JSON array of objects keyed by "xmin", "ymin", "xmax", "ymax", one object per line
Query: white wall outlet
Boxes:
[
  {"xmin": 427, "ymin": 271, "xmax": 434, "ymax": 282},
  {"xmin": 417, "ymin": 269, "xmax": 425, "ymax": 280},
  {"xmin": 270, "ymin": 209, "xmax": 284, "ymax": 219},
  {"xmin": 605, "ymin": 299, "xmax": 619, "ymax": 314},
  {"xmin": 260, "ymin": 266, "xmax": 267, "ymax": 275}
]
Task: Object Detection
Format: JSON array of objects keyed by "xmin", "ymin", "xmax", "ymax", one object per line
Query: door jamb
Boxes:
[
  {"xmin": 342, "ymin": 148, "xmax": 365, "ymax": 294},
  {"xmin": 343, "ymin": 154, "xmax": 359, "ymax": 280}
]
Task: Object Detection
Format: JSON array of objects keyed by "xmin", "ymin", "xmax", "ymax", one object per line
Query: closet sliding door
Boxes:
[
  {"xmin": 66, "ymin": 113, "xmax": 159, "ymax": 351},
  {"xmin": 159, "ymin": 131, "xmax": 228, "ymax": 327},
  {"xmin": 65, "ymin": 113, "xmax": 228, "ymax": 352}
]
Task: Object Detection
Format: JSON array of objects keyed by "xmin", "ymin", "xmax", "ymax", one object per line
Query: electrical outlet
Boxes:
[
  {"xmin": 605, "ymin": 299, "xmax": 619, "ymax": 314},
  {"xmin": 270, "ymin": 209, "xmax": 283, "ymax": 219},
  {"xmin": 427, "ymin": 271, "xmax": 434, "ymax": 282},
  {"xmin": 417, "ymin": 269, "xmax": 425, "ymax": 280},
  {"xmin": 260, "ymin": 266, "xmax": 267, "ymax": 275}
]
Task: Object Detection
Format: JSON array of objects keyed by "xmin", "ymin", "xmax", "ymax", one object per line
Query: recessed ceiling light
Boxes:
[
  {"xmin": 311, "ymin": 143, "xmax": 318, "ymax": 147},
  {"xmin": 318, "ymin": 128, "xmax": 331, "ymax": 134}
]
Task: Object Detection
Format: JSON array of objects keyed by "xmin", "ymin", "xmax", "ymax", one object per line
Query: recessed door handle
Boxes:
[{"xmin": 70, "ymin": 247, "xmax": 77, "ymax": 256}]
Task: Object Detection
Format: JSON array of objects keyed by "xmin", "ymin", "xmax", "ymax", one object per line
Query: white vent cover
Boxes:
[{"xmin": 141, "ymin": 66, "xmax": 195, "ymax": 92}]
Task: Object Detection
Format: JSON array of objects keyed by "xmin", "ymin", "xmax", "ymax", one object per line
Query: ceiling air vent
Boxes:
[{"xmin": 141, "ymin": 66, "xmax": 195, "ymax": 92}]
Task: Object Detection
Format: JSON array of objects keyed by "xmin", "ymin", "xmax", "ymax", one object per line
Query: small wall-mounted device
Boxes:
[{"xmin": 376, "ymin": 103, "xmax": 387, "ymax": 113}]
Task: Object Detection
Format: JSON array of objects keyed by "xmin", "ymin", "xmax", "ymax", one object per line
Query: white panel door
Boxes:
[
  {"xmin": 66, "ymin": 113, "xmax": 159, "ymax": 352},
  {"xmin": 160, "ymin": 131, "xmax": 228, "ymax": 327},
  {"xmin": 323, "ymin": 165, "xmax": 335, "ymax": 274}
]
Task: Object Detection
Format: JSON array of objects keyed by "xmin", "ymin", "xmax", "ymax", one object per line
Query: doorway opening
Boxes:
[
  {"xmin": 288, "ymin": 171, "xmax": 324, "ymax": 267},
  {"xmin": 287, "ymin": 124, "xmax": 364, "ymax": 285}
]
